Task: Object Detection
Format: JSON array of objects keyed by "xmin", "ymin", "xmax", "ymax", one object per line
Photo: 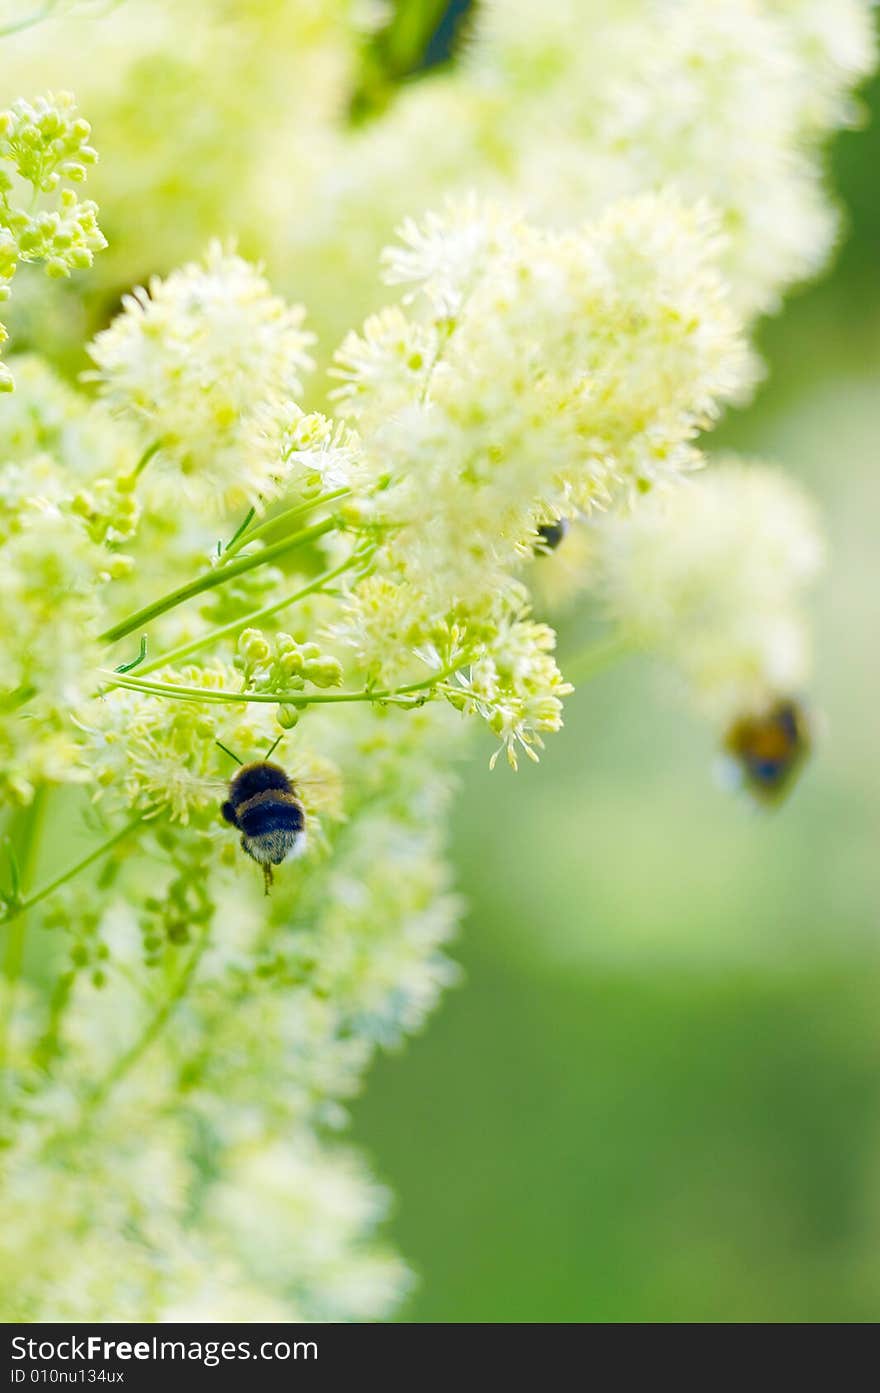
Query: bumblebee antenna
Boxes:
[
  {"xmin": 264, "ymin": 734, "xmax": 284, "ymax": 761},
  {"xmin": 215, "ymin": 739, "xmax": 244, "ymax": 766}
]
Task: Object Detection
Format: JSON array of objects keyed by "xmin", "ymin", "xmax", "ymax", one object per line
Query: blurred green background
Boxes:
[{"xmin": 353, "ymin": 69, "xmax": 880, "ymax": 1322}]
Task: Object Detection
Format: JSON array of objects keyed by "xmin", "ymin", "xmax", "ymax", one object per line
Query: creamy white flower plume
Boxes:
[
  {"xmin": 87, "ymin": 243, "xmax": 315, "ymax": 511},
  {"xmin": 595, "ymin": 460, "xmax": 826, "ymax": 723}
]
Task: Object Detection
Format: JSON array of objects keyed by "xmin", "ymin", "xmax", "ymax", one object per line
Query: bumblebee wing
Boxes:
[{"xmin": 206, "ymin": 775, "xmax": 234, "ymax": 792}]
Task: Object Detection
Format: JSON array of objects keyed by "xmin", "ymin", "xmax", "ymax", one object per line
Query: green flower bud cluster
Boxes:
[
  {"xmin": 235, "ymin": 628, "xmax": 344, "ymax": 694},
  {"xmin": 70, "ymin": 477, "xmax": 141, "ymax": 547},
  {"xmin": 41, "ymin": 893, "xmax": 111, "ymax": 992},
  {"xmin": 0, "ymin": 93, "xmax": 105, "ymax": 389},
  {"xmin": 139, "ymin": 840, "xmax": 214, "ymax": 967},
  {"xmin": 0, "ymin": 93, "xmax": 98, "ymax": 197}
]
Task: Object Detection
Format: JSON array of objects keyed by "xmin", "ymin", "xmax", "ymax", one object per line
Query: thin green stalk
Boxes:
[
  {"xmin": 114, "ymin": 636, "xmax": 148, "ymax": 674},
  {"xmin": 76, "ymin": 921, "xmax": 211, "ymax": 1124},
  {"xmin": 224, "ymin": 488, "xmax": 351, "ymax": 558},
  {"xmin": 563, "ymin": 634, "xmax": 631, "ymax": 686},
  {"xmin": 0, "ymin": 1, "xmax": 58, "ymax": 38},
  {"xmin": 99, "ymin": 515, "xmax": 339, "ymax": 645},
  {"xmin": 135, "ymin": 553, "xmax": 366, "ymax": 677},
  {"xmin": 0, "ymin": 684, "xmax": 36, "ymax": 713},
  {"xmin": 132, "ymin": 439, "xmax": 163, "ymax": 479},
  {"xmin": 33, "ymin": 969, "xmax": 75, "ymax": 1073},
  {"xmin": 101, "ymin": 660, "xmax": 467, "ymax": 709},
  {"xmin": 0, "ymin": 788, "xmax": 47, "ymax": 1089},
  {"xmin": 222, "ymin": 506, "xmax": 256, "ymax": 555},
  {"xmin": 420, "ymin": 318, "xmax": 455, "ymax": 404},
  {"xmin": 2, "ymin": 788, "xmax": 47, "ymax": 969},
  {"xmin": 42, "ymin": 922, "xmax": 211, "ymax": 1158},
  {"xmin": 0, "ymin": 809, "xmax": 151, "ymax": 927}
]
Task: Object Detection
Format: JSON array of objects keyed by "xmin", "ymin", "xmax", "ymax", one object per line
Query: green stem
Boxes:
[
  {"xmin": 33, "ymin": 969, "xmax": 75, "ymax": 1073},
  {"xmin": 224, "ymin": 488, "xmax": 350, "ymax": 558},
  {"xmin": 223, "ymin": 506, "xmax": 256, "ymax": 555},
  {"xmin": 0, "ymin": 684, "xmax": 36, "ymax": 713},
  {"xmin": 114, "ymin": 636, "xmax": 148, "ymax": 674},
  {"xmin": 563, "ymin": 635, "xmax": 631, "ymax": 687},
  {"xmin": 102, "ymin": 660, "xmax": 467, "ymax": 708},
  {"xmin": 77, "ymin": 922, "xmax": 210, "ymax": 1124},
  {"xmin": 2, "ymin": 788, "xmax": 47, "ymax": 972},
  {"xmin": 0, "ymin": 809, "xmax": 150, "ymax": 927},
  {"xmin": 133, "ymin": 439, "xmax": 162, "ymax": 479},
  {"xmin": 420, "ymin": 318, "xmax": 455, "ymax": 404},
  {"xmin": 135, "ymin": 552, "xmax": 366, "ymax": 677},
  {"xmin": 0, "ymin": 788, "xmax": 47, "ymax": 1088},
  {"xmin": 42, "ymin": 922, "xmax": 211, "ymax": 1158},
  {"xmin": 99, "ymin": 515, "xmax": 339, "ymax": 645},
  {"xmin": 0, "ymin": 1, "xmax": 58, "ymax": 38}
]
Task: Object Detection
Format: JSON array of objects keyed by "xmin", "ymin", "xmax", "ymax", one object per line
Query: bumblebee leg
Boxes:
[{"xmin": 263, "ymin": 863, "xmax": 273, "ymax": 896}]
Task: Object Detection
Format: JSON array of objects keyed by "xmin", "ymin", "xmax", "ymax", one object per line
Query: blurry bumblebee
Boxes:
[
  {"xmin": 722, "ymin": 698, "xmax": 811, "ymax": 804},
  {"xmin": 221, "ymin": 760, "xmax": 306, "ymax": 894},
  {"xmin": 534, "ymin": 517, "xmax": 570, "ymax": 554}
]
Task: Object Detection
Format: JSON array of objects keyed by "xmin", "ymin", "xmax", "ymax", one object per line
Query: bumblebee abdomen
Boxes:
[
  {"xmin": 724, "ymin": 699, "xmax": 810, "ymax": 803},
  {"xmin": 744, "ymin": 754, "xmax": 789, "ymax": 790},
  {"xmin": 236, "ymin": 788, "xmax": 305, "ymax": 837}
]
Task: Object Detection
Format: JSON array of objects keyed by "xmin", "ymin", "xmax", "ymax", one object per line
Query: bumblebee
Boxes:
[
  {"xmin": 535, "ymin": 518, "xmax": 569, "ymax": 554},
  {"xmin": 723, "ymin": 699, "xmax": 810, "ymax": 804},
  {"xmin": 221, "ymin": 760, "xmax": 306, "ymax": 893}
]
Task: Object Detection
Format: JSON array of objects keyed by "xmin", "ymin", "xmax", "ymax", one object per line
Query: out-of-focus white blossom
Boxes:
[
  {"xmin": 596, "ymin": 460, "xmax": 826, "ymax": 723},
  {"xmin": 205, "ymin": 1140, "xmax": 410, "ymax": 1321},
  {"xmin": 1, "ymin": 1, "xmax": 872, "ymax": 366},
  {"xmin": 474, "ymin": 0, "xmax": 876, "ymax": 317}
]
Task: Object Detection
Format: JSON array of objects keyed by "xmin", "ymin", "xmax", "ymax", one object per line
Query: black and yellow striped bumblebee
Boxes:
[
  {"xmin": 723, "ymin": 698, "xmax": 811, "ymax": 804},
  {"xmin": 221, "ymin": 760, "xmax": 306, "ymax": 893}
]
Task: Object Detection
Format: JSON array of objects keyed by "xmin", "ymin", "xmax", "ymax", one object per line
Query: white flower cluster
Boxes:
[
  {"xmin": 328, "ymin": 193, "xmax": 752, "ymax": 759},
  {"xmin": 88, "ymin": 243, "xmax": 315, "ymax": 511},
  {"xmin": 0, "ymin": 1097, "xmax": 408, "ymax": 1321},
  {"xmin": 0, "ymin": 1, "xmax": 872, "ymax": 361},
  {"xmin": 473, "ymin": 0, "xmax": 875, "ymax": 317},
  {"xmin": 0, "ymin": 358, "xmax": 136, "ymax": 800}
]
